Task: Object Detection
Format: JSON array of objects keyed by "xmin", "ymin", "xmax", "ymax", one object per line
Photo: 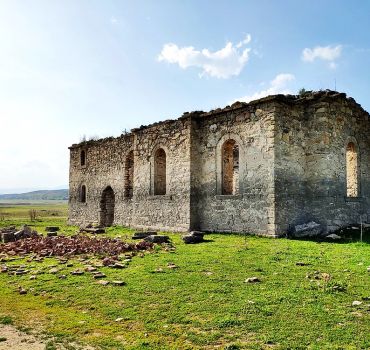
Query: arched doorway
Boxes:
[{"xmin": 100, "ymin": 186, "xmax": 115, "ymax": 226}]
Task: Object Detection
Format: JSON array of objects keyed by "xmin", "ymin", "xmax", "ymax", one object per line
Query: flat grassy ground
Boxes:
[{"xmin": 0, "ymin": 203, "xmax": 369, "ymax": 350}]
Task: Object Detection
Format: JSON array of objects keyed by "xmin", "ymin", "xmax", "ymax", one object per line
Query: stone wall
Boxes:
[
  {"xmin": 69, "ymin": 90, "xmax": 370, "ymax": 236},
  {"xmin": 274, "ymin": 92, "xmax": 370, "ymax": 234},
  {"xmin": 190, "ymin": 102, "xmax": 276, "ymax": 236},
  {"xmin": 69, "ymin": 118, "xmax": 192, "ymax": 232}
]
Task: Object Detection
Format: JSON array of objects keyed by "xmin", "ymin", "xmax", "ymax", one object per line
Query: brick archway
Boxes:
[{"xmin": 100, "ymin": 186, "xmax": 115, "ymax": 226}]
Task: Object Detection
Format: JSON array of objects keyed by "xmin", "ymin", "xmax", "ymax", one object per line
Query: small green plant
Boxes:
[
  {"xmin": 224, "ymin": 345, "xmax": 241, "ymax": 350},
  {"xmin": 298, "ymin": 88, "xmax": 307, "ymax": 96},
  {"xmin": 0, "ymin": 316, "xmax": 13, "ymax": 325},
  {"xmin": 45, "ymin": 341, "xmax": 58, "ymax": 350}
]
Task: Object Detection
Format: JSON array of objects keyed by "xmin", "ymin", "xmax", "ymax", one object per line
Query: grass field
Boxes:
[{"xmin": 0, "ymin": 202, "xmax": 369, "ymax": 349}]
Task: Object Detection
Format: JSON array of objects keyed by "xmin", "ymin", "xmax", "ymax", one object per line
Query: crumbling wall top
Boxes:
[{"xmin": 69, "ymin": 90, "xmax": 369, "ymax": 149}]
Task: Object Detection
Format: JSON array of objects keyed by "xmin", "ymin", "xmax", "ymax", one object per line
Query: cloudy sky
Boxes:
[{"xmin": 1, "ymin": 0, "xmax": 369, "ymax": 193}]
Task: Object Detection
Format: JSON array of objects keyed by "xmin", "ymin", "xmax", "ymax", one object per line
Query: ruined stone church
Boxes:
[{"xmin": 68, "ymin": 90, "xmax": 370, "ymax": 237}]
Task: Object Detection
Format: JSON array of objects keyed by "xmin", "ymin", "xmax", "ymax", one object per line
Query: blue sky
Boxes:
[{"xmin": 1, "ymin": 0, "xmax": 370, "ymax": 193}]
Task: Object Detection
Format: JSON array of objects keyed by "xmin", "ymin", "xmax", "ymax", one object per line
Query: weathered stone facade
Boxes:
[{"xmin": 69, "ymin": 90, "xmax": 370, "ymax": 236}]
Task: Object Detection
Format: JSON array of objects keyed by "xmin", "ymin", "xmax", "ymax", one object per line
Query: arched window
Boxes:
[
  {"xmin": 346, "ymin": 142, "xmax": 358, "ymax": 197},
  {"xmin": 80, "ymin": 185, "xmax": 87, "ymax": 203},
  {"xmin": 80, "ymin": 150, "xmax": 86, "ymax": 166},
  {"xmin": 222, "ymin": 139, "xmax": 239, "ymax": 195},
  {"xmin": 154, "ymin": 148, "xmax": 166, "ymax": 195},
  {"xmin": 124, "ymin": 151, "xmax": 134, "ymax": 198}
]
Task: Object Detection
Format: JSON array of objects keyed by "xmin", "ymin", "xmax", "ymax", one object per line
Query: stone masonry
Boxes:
[{"xmin": 68, "ymin": 90, "xmax": 370, "ymax": 236}]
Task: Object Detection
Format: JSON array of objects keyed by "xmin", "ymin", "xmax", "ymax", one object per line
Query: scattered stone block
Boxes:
[
  {"xmin": 93, "ymin": 272, "xmax": 106, "ymax": 279},
  {"xmin": 144, "ymin": 235, "xmax": 169, "ymax": 243},
  {"xmin": 182, "ymin": 231, "xmax": 205, "ymax": 244},
  {"xmin": 47, "ymin": 232, "xmax": 58, "ymax": 237},
  {"xmin": 245, "ymin": 277, "xmax": 261, "ymax": 283},
  {"xmin": 111, "ymin": 263, "xmax": 126, "ymax": 269},
  {"xmin": 49, "ymin": 268, "xmax": 59, "ymax": 274},
  {"xmin": 112, "ymin": 280, "xmax": 126, "ymax": 286},
  {"xmin": 97, "ymin": 280, "xmax": 109, "ymax": 286},
  {"xmin": 167, "ymin": 263, "xmax": 178, "ymax": 269},
  {"xmin": 71, "ymin": 269, "xmax": 84, "ymax": 276},
  {"xmin": 132, "ymin": 231, "xmax": 157, "ymax": 239},
  {"xmin": 3, "ymin": 232, "xmax": 15, "ymax": 243},
  {"xmin": 45, "ymin": 226, "xmax": 60, "ymax": 232},
  {"xmin": 85, "ymin": 266, "xmax": 97, "ymax": 272},
  {"xmin": 18, "ymin": 287, "xmax": 27, "ymax": 295},
  {"xmin": 352, "ymin": 300, "xmax": 362, "ymax": 306}
]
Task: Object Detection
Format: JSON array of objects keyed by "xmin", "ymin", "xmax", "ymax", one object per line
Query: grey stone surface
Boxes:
[
  {"xmin": 293, "ymin": 221, "xmax": 323, "ymax": 237},
  {"xmin": 68, "ymin": 90, "xmax": 370, "ymax": 236},
  {"xmin": 144, "ymin": 235, "xmax": 170, "ymax": 243}
]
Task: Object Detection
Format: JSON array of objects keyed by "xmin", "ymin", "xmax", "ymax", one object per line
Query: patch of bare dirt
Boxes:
[
  {"xmin": 0, "ymin": 324, "xmax": 95, "ymax": 350},
  {"xmin": 0, "ymin": 324, "xmax": 45, "ymax": 350}
]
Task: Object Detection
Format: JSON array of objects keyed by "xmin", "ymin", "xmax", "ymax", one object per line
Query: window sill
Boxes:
[
  {"xmin": 148, "ymin": 195, "xmax": 173, "ymax": 200},
  {"xmin": 215, "ymin": 194, "xmax": 242, "ymax": 200},
  {"xmin": 345, "ymin": 196, "xmax": 363, "ymax": 203}
]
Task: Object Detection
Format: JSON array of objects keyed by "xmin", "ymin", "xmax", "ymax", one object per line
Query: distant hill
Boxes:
[{"xmin": 0, "ymin": 189, "xmax": 69, "ymax": 200}]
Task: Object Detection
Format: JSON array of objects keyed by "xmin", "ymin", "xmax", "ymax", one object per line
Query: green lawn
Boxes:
[{"xmin": 0, "ymin": 203, "xmax": 369, "ymax": 349}]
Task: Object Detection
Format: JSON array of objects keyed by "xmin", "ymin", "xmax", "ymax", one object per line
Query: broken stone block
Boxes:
[
  {"xmin": 112, "ymin": 280, "xmax": 126, "ymax": 286},
  {"xmin": 245, "ymin": 277, "xmax": 261, "ymax": 283},
  {"xmin": 326, "ymin": 233, "xmax": 342, "ymax": 240},
  {"xmin": 47, "ymin": 232, "xmax": 58, "ymax": 237},
  {"xmin": 18, "ymin": 287, "xmax": 27, "ymax": 295},
  {"xmin": 45, "ymin": 226, "xmax": 60, "ymax": 232},
  {"xmin": 93, "ymin": 272, "xmax": 106, "ymax": 279},
  {"xmin": 97, "ymin": 280, "xmax": 109, "ymax": 286},
  {"xmin": 293, "ymin": 221, "xmax": 323, "ymax": 238},
  {"xmin": 132, "ymin": 231, "xmax": 157, "ymax": 240},
  {"xmin": 3, "ymin": 232, "xmax": 15, "ymax": 243},
  {"xmin": 182, "ymin": 231, "xmax": 205, "ymax": 244},
  {"xmin": 14, "ymin": 230, "xmax": 24, "ymax": 240},
  {"xmin": 144, "ymin": 235, "xmax": 169, "ymax": 243}
]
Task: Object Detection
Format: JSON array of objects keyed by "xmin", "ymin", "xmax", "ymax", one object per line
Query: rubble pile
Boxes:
[{"xmin": 0, "ymin": 235, "xmax": 153, "ymax": 257}]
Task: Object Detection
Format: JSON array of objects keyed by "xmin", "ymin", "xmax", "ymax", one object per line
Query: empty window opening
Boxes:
[
  {"xmin": 80, "ymin": 185, "xmax": 87, "ymax": 203},
  {"xmin": 346, "ymin": 142, "xmax": 358, "ymax": 197},
  {"xmin": 100, "ymin": 186, "xmax": 115, "ymax": 226},
  {"xmin": 222, "ymin": 139, "xmax": 239, "ymax": 195},
  {"xmin": 154, "ymin": 148, "xmax": 166, "ymax": 195},
  {"xmin": 124, "ymin": 151, "xmax": 134, "ymax": 198},
  {"xmin": 80, "ymin": 150, "xmax": 86, "ymax": 166}
]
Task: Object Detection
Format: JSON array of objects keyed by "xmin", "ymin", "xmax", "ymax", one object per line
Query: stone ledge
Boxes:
[
  {"xmin": 215, "ymin": 195, "xmax": 243, "ymax": 200},
  {"xmin": 345, "ymin": 196, "xmax": 364, "ymax": 203},
  {"xmin": 147, "ymin": 195, "xmax": 173, "ymax": 201}
]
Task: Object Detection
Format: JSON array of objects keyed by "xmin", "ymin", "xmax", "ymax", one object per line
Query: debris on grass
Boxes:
[
  {"xmin": 245, "ymin": 277, "xmax": 261, "ymax": 283},
  {"xmin": 0, "ymin": 235, "xmax": 153, "ymax": 257},
  {"xmin": 112, "ymin": 280, "xmax": 125, "ymax": 286}
]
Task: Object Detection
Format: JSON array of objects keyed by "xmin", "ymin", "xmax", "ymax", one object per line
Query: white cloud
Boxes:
[
  {"xmin": 233, "ymin": 73, "xmax": 295, "ymax": 103},
  {"xmin": 110, "ymin": 16, "xmax": 118, "ymax": 24},
  {"xmin": 158, "ymin": 35, "xmax": 252, "ymax": 79},
  {"xmin": 236, "ymin": 34, "xmax": 252, "ymax": 48},
  {"xmin": 302, "ymin": 45, "xmax": 342, "ymax": 63}
]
